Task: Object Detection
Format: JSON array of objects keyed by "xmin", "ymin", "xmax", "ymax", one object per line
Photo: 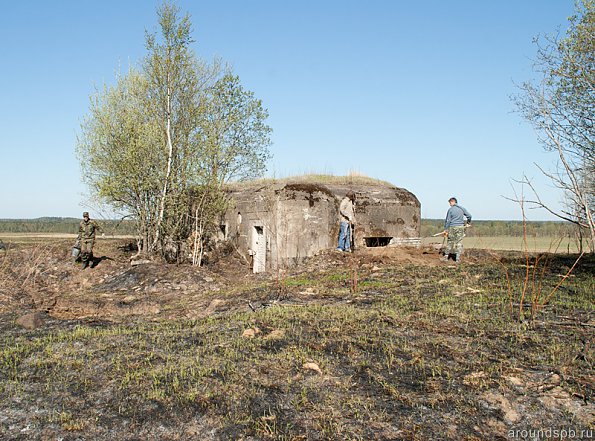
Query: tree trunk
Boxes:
[{"xmin": 153, "ymin": 76, "xmax": 174, "ymax": 252}]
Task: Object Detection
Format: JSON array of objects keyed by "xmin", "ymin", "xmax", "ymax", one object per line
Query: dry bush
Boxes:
[{"xmin": 0, "ymin": 243, "xmax": 63, "ymax": 311}]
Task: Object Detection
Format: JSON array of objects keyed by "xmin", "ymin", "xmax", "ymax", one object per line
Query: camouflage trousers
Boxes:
[
  {"xmin": 80, "ymin": 239, "xmax": 94, "ymax": 262},
  {"xmin": 444, "ymin": 226, "xmax": 465, "ymax": 258}
]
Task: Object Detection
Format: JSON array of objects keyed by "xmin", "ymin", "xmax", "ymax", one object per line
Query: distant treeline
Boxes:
[
  {"xmin": 0, "ymin": 217, "xmax": 579, "ymax": 238},
  {"xmin": 421, "ymin": 219, "xmax": 578, "ymax": 238},
  {"xmin": 0, "ymin": 218, "xmax": 137, "ymax": 235}
]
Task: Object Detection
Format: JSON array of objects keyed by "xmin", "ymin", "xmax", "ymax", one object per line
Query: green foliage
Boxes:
[
  {"xmin": 77, "ymin": 1, "xmax": 272, "ymax": 254},
  {"xmin": 1, "ymin": 255, "xmax": 593, "ymax": 437},
  {"xmin": 78, "ymin": 71, "xmax": 161, "ymax": 210},
  {"xmin": 199, "ymin": 73, "xmax": 272, "ymax": 184}
]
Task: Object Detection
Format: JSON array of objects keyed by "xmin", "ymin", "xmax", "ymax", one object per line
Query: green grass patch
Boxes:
[{"xmin": 1, "ymin": 255, "xmax": 593, "ymax": 439}]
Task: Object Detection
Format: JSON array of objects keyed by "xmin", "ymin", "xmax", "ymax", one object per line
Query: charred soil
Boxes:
[{"xmin": 0, "ymin": 239, "xmax": 593, "ymax": 440}]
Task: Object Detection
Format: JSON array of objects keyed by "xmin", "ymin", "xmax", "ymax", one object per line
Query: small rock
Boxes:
[
  {"xmin": 131, "ymin": 259, "xmax": 151, "ymax": 266},
  {"xmin": 16, "ymin": 312, "xmax": 45, "ymax": 330},
  {"xmin": 242, "ymin": 327, "xmax": 261, "ymax": 338},
  {"xmin": 505, "ymin": 376, "xmax": 524, "ymax": 393},
  {"xmin": 204, "ymin": 299, "xmax": 225, "ymax": 315},
  {"xmin": 481, "ymin": 392, "xmax": 520, "ymax": 424},
  {"xmin": 485, "ymin": 419, "xmax": 507, "ymax": 434},
  {"xmin": 303, "ymin": 362, "xmax": 322, "ymax": 375}
]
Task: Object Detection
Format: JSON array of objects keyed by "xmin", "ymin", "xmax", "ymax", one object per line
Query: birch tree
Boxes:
[
  {"xmin": 143, "ymin": 2, "xmax": 203, "ymax": 250},
  {"xmin": 77, "ymin": 70, "xmax": 162, "ymax": 253},
  {"xmin": 187, "ymin": 73, "xmax": 272, "ymax": 265},
  {"xmin": 199, "ymin": 73, "xmax": 273, "ymax": 187},
  {"xmin": 513, "ymin": 0, "xmax": 595, "ymax": 251},
  {"xmin": 77, "ymin": 2, "xmax": 272, "ymax": 259}
]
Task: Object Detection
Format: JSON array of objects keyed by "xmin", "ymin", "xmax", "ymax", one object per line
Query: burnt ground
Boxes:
[{"xmin": 0, "ymin": 238, "xmax": 593, "ymax": 440}]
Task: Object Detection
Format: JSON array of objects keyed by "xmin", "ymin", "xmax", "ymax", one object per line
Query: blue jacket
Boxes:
[{"xmin": 445, "ymin": 204, "xmax": 472, "ymax": 229}]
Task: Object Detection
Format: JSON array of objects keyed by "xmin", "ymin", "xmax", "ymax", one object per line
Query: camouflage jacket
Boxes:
[{"xmin": 77, "ymin": 219, "xmax": 101, "ymax": 241}]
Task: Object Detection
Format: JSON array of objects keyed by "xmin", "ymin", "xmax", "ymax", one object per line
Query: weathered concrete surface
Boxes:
[{"xmin": 222, "ymin": 178, "xmax": 421, "ymax": 272}]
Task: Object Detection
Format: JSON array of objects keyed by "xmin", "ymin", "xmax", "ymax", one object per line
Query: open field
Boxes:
[
  {"xmin": 0, "ymin": 232, "xmax": 134, "ymax": 245},
  {"xmin": 0, "ymin": 218, "xmax": 137, "ymax": 235},
  {"xmin": 0, "ymin": 238, "xmax": 593, "ymax": 440},
  {"xmin": 2, "ymin": 231, "xmax": 584, "ymax": 254},
  {"xmin": 422, "ymin": 236, "xmax": 583, "ymax": 253}
]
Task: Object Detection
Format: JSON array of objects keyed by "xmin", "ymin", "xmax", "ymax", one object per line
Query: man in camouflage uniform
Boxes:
[
  {"xmin": 441, "ymin": 197, "xmax": 472, "ymax": 263},
  {"xmin": 77, "ymin": 212, "xmax": 101, "ymax": 269}
]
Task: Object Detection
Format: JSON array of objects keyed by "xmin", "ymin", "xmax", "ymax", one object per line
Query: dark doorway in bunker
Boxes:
[{"xmin": 365, "ymin": 237, "xmax": 392, "ymax": 247}]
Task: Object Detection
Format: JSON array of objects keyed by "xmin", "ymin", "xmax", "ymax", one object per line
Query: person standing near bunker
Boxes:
[
  {"xmin": 441, "ymin": 197, "xmax": 471, "ymax": 262},
  {"xmin": 77, "ymin": 212, "xmax": 102, "ymax": 269},
  {"xmin": 337, "ymin": 191, "xmax": 356, "ymax": 252}
]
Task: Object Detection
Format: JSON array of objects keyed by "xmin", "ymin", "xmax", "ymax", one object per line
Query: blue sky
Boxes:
[{"xmin": 0, "ymin": 1, "xmax": 575, "ymax": 220}]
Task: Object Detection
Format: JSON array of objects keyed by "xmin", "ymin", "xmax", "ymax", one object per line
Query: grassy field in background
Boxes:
[
  {"xmin": 465, "ymin": 236, "xmax": 581, "ymax": 253},
  {"xmin": 0, "ymin": 232, "xmax": 134, "ymax": 245},
  {"xmin": 0, "ymin": 219, "xmax": 587, "ymax": 253},
  {"xmin": 1, "ymin": 234, "xmax": 583, "ymax": 253},
  {"xmin": 422, "ymin": 235, "xmax": 582, "ymax": 253}
]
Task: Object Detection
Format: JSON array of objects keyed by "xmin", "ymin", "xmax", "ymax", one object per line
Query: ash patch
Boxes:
[{"xmin": 97, "ymin": 267, "xmax": 143, "ymax": 291}]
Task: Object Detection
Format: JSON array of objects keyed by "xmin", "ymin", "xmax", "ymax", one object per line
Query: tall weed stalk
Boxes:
[{"xmin": 508, "ymin": 194, "xmax": 584, "ymax": 321}]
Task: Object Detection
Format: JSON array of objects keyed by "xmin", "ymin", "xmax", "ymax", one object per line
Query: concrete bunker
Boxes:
[{"xmin": 222, "ymin": 176, "xmax": 421, "ymax": 272}]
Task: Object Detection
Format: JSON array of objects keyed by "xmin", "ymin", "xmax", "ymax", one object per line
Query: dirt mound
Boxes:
[
  {"xmin": 0, "ymin": 239, "xmax": 245, "ymax": 320},
  {"xmin": 1, "ymin": 239, "xmax": 456, "ymax": 321}
]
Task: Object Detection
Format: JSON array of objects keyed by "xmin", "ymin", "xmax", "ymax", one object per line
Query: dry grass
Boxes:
[
  {"xmin": 0, "ymin": 242, "xmax": 593, "ymax": 440},
  {"xmin": 226, "ymin": 173, "xmax": 395, "ymax": 191}
]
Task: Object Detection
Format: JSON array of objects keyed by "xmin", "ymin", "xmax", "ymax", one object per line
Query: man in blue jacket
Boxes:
[{"xmin": 441, "ymin": 197, "xmax": 472, "ymax": 262}]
